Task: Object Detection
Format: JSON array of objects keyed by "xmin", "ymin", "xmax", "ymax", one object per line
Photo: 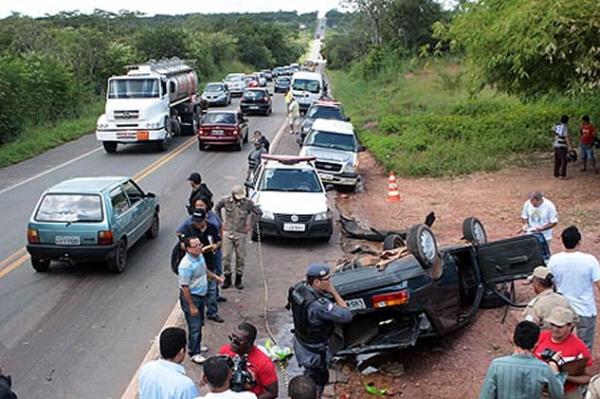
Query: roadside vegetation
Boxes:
[
  {"xmin": 0, "ymin": 10, "xmax": 313, "ymax": 166},
  {"xmin": 324, "ymin": 0, "xmax": 600, "ymax": 177}
]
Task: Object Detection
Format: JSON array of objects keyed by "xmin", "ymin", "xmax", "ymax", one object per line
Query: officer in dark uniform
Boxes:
[{"xmin": 289, "ymin": 263, "xmax": 353, "ymax": 397}]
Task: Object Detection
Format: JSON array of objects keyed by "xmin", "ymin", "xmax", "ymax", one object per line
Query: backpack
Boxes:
[{"xmin": 171, "ymin": 241, "xmax": 185, "ymax": 275}]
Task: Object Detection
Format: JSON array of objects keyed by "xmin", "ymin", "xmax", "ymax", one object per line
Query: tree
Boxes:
[
  {"xmin": 341, "ymin": 0, "xmax": 392, "ymax": 45},
  {"xmin": 382, "ymin": 0, "xmax": 445, "ymax": 52}
]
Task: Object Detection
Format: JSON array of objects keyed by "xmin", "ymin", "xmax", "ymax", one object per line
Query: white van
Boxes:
[{"xmin": 291, "ymin": 71, "xmax": 324, "ymax": 113}]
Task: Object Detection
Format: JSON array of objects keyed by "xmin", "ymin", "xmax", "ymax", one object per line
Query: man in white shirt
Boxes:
[
  {"xmin": 196, "ymin": 356, "xmax": 257, "ymax": 399},
  {"xmin": 521, "ymin": 192, "xmax": 558, "ymax": 246},
  {"xmin": 139, "ymin": 327, "xmax": 199, "ymax": 399},
  {"xmin": 549, "ymin": 225, "xmax": 600, "ymax": 352}
]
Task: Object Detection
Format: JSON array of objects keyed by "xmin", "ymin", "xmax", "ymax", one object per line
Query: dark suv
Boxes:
[{"xmin": 240, "ymin": 88, "xmax": 272, "ymax": 116}]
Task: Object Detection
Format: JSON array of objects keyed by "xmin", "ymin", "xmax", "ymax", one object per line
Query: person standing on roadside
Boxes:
[
  {"xmin": 178, "ymin": 236, "xmax": 224, "ymax": 364},
  {"xmin": 479, "ymin": 321, "xmax": 565, "ymax": 399},
  {"xmin": 549, "ymin": 225, "xmax": 600, "ymax": 352},
  {"xmin": 553, "ymin": 115, "xmax": 574, "ymax": 179},
  {"xmin": 288, "ymin": 96, "xmax": 300, "ymax": 135},
  {"xmin": 215, "ymin": 185, "xmax": 261, "ymax": 290},
  {"xmin": 252, "ymin": 130, "xmax": 270, "ymax": 153},
  {"xmin": 139, "ymin": 327, "xmax": 199, "ymax": 399},
  {"xmin": 247, "ymin": 140, "xmax": 267, "ymax": 181},
  {"xmin": 579, "ymin": 115, "xmax": 598, "ymax": 173},
  {"xmin": 187, "ymin": 172, "xmax": 213, "ymax": 214},
  {"xmin": 520, "ymin": 192, "xmax": 558, "ymax": 248}
]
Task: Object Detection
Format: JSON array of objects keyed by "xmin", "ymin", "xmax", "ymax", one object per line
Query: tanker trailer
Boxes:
[{"xmin": 96, "ymin": 58, "xmax": 202, "ymax": 153}]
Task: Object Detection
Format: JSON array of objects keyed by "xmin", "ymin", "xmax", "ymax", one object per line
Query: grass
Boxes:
[{"xmin": 330, "ymin": 58, "xmax": 600, "ymax": 177}]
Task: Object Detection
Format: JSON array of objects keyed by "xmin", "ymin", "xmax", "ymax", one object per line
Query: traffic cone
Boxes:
[{"xmin": 386, "ymin": 171, "xmax": 401, "ymax": 202}]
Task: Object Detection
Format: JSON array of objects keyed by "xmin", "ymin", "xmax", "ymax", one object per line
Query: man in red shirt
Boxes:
[
  {"xmin": 219, "ymin": 322, "xmax": 278, "ymax": 399},
  {"xmin": 534, "ymin": 307, "xmax": 592, "ymax": 399},
  {"xmin": 580, "ymin": 115, "xmax": 597, "ymax": 173}
]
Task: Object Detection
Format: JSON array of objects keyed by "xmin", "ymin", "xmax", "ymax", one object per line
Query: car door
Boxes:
[
  {"xmin": 476, "ymin": 235, "xmax": 546, "ymax": 284},
  {"xmin": 122, "ymin": 180, "xmax": 149, "ymax": 244},
  {"xmin": 109, "ymin": 186, "xmax": 132, "ymax": 246}
]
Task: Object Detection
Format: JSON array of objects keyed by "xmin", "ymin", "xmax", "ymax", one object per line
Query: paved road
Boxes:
[{"xmin": 0, "ymin": 88, "xmax": 290, "ymax": 398}]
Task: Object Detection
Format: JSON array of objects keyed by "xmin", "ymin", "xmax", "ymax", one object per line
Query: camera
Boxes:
[
  {"xmin": 229, "ymin": 354, "xmax": 255, "ymax": 392},
  {"xmin": 540, "ymin": 348, "xmax": 564, "ymax": 366}
]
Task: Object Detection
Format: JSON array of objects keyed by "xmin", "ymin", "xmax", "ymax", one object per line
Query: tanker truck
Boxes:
[{"xmin": 96, "ymin": 58, "xmax": 203, "ymax": 153}]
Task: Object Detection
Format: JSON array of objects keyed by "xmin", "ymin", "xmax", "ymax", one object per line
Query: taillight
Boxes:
[
  {"xmin": 372, "ymin": 290, "xmax": 409, "ymax": 309},
  {"xmin": 27, "ymin": 228, "xmax": 39, "ymax": 244},
  {"xmin": 98, "ymin": 231, "xmax": 114, "ymax": 245},
  {"xmin": 263, "ymin": 97, "xmax": 269, "ymax": 103}
]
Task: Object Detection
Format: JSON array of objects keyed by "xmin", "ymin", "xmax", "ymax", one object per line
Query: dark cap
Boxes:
[
  {"xmin": 187, "ymin": 172, "xmax": 202, "ymax": 184},
  {"xmin": 191, "ymin": 208, "xmax": 207, "ymax": 222},
  {"xmin": 306, "ymin": 263, "xmax": 330, "ymax": 278}
]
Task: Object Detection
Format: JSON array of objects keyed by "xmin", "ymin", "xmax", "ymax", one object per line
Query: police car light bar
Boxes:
[{"xmin": 261, "ymin": 154, "xmax": 317, "ymax": 164}]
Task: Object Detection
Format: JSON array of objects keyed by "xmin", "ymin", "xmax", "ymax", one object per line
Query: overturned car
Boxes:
[{"xmin": 330, "ymin": 217, "xmax": 549, "ymax": 356}]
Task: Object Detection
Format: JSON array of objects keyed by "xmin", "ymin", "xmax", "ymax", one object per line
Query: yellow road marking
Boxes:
[{"xmin": 0, "ymin": 137, "xmax": 196, "ymax": 279}]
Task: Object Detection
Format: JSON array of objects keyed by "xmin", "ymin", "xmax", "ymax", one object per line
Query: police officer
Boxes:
[
  {"xmin": 290, "ymin": 264, "xmax": 353, "ymax": 398},
  {"xmin": 523, "ymin": 266, "xmax": 576, "ymax": 328}
]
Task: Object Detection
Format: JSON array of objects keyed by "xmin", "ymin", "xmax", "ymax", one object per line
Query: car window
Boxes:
[
  {"xmin": 205, "ymin": 83, "xmax": 223, "ymax": 92},
  {"xmin": 243, "ymin": 90, "xmax": 266, "ymax": 100},
  {"xmin": 110, "ymin": 187, "xmax": 130, "ymax": 216},
  {"xmin": 306, "ymin": 130, "xmax": 356, "ymax": 152},
  {"xmin": 122, "ymin": 180, "xmax": 144, "ymax": 205},
  {"xmin": 292, "ymin": 79, "xmax": 321, "ymax": 94},
  {"xmin": 259, "ymin": 168, "xmax": 322, "ymax": 193},
  {"xmin": 204, "ymin": 113, "xmax": 235, "ymax": 124},
  {"xmin": 308, "ymin": 106, "xmax": 345, "ymax": 120},
  {"xmin": 35, "ymin": 194, "xmax": 103, "ymax": 223}
]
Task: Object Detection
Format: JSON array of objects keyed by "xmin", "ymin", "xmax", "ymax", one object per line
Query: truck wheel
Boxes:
[
  {"xmin": 31, "ymin": 257, "xmax": 50, "ymax": 272},
  {"xmin": 171, "ymin": 118, "xmax": 181, "ymax": 136},
  {"xmin": 463, "ymin": 217, "xmax": 487, "ymax": 245},
  {"xmin": 107, "ymin": 239, "xmax": 127, "ymax": 273},
  {"xmin": 406, "ymin": 224, "xmax": 438, "ymax": 269},
  {"xmin": 383, "ymin": 233, "xmax": 405, "ymax": 251},
  {"xmin": 103, "ymin": 142, "xmax": 118, "ymax": 153}
]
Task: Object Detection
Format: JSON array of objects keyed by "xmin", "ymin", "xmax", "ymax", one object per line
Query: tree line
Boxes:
[{"xmin": 0, "ymin": 10, "xmax": 313, "ymax": 144}]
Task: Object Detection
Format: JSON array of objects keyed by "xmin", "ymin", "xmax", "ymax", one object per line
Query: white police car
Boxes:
[{"xmin": 245, "ymin": 155, "xmax": 332, "ymax": 241}]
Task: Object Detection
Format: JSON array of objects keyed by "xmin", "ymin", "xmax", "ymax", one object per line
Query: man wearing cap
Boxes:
[
  {"xmin": 534, "ymin": 307, "xmax": 593, "ymax": 399},
  {"xmin": 523, "ymin": 266, "xmax": 575, "ymax": 329},
  {"xmin": 289, "ymin": 264, "xmax": 353, "ymax": 397},
  {"xmin": 187, "ymin": 172, "xmax": 213, "ymax": 214},
  {"xmin": 520, "ymin": 192, "xmax": 558, "ymax": 247},
  {"xmin": 215, "ymin": 186, "xmax": 261, "ymax": 290}
]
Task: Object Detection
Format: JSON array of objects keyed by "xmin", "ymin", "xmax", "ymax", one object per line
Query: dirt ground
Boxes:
[{"xmin": 333, "ymin": 151, "xmax": 600, "ymax": 399}]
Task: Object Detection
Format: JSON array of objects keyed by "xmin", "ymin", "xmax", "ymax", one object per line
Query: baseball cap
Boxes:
[
  {"xmin": 527, "ymin": 266, "xmax": 552, "ymax": 282},
  {"xmin": 546, "ymin": 307, "xmax": 576, "ymax": 327},
  {"xmin": 232, "ymin": 185, "xmax": 245, "ymax": 200},
  {"xmin": 306, "ymin": 263, "xmax": 330, "ymax": 278},
  {"xmin": 191, "ymin": 208, "xmax": 207, "ymax": 222},
  {"xmin": 187, "ymin": 172, "xmax": 202, "ymax": 184}
]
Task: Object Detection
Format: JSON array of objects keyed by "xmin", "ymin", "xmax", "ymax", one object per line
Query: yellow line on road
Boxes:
[{"xmin": 0, "ymin": 137, "xmax": 196, "ymax": 280}]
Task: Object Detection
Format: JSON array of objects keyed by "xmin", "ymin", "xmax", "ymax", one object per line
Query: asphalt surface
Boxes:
[{"xmin": 0, "ymin": 86, "xmax": 291, "ymax": 398}]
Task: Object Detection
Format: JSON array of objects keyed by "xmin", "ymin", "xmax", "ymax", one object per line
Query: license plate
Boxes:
[
  {"xmin": 250, "ymin": 106, "xmax": 259, "ymax": 110},
  {"xmin": 55, "ymin": 235, "xmax": 81, "ymax": 246},
  {"xmin": 346, "ymin": 298, "xmax": 366, "ymax": 310},
  {"xmin": 211, "ymin": 130, "xmax": 224, "ymax": 136},
  {"xmin": 283, "ymin": 223, "xmax": 306, "ymax": 232},
  {"xmin": 319, "ymin": 173, "xmax": 334, "ymax": 180}
]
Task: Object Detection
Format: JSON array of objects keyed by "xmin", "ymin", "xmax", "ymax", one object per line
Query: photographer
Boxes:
[
  {"xmin": 197, "ymin": 356, "xmax": 256, "ymax": 399},
  {"xmin": 534, "ymin": 307, "xmax": 592, "ymax": 399},
  {"xmin": 218, "ymin": 323, "xmax": 278, "ymax": 399},
  {"xmin": 479, "ymin": 321, "xmax": 565, "ymax": 399}
]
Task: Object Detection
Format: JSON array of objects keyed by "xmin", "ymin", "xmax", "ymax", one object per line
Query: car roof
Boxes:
[
  {"xmin": 311, "ymin": 118, "xmax": 354, "ymax": 134},
  {"xmin": 292, "ymin": 71, "xmax": 322, "ymax": 80},
  {"xmin": 48, "ymin": 176, "xmax": 129, "ymax": 193},
  {"xmin": 261, "ymin": 155, "xmax": 317, "ymax": 171},
  {"xmin": 312, "ymin": 100, "xmax": 342, "ymax": 108},
  {"xmin": 244, "ymin": 88, "xmax": 268, "ymax": 92},
  {"xmin": 206, "ymin": 82, "xmax": 224, "ymax": 86}
]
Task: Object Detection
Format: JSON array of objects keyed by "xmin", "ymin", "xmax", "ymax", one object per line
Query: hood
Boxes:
[
  {"xmin": 301, "ymin": 146, "xmax": 356, "ymax": 164},
  {"xmin": 255, "ymin": 192, "xmax": 327, "ymax": 214}
]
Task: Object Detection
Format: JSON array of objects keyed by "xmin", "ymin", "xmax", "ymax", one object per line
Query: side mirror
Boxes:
[
  {"xmin": 357, "ymin": 145, "xmax": 366, "ymax": 152},
  {"xmin": 145, "ymin": 192, "xmax": 156, "ymax": 198},
  {"xmin": 244, "ymin": 181, "xmax": 254, "ymax": 189}
]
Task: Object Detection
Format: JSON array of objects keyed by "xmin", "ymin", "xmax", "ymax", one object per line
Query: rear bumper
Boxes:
[
  {"xmin": 257, "ymin": 218, "xmax": 332, "ymax": 239},
  {"xmin": 96, "ymin": 128, "xmax": 167, "ymax": 143},
  {"xmin": 318, "ymin": 171, "xmax": 358, "ymax": 187},
  {"xmin": 198, "ymin": 136, "xmax": 240, "ymax": 146},
  {"xmin": 241, "ymin": 104, "xmax": 270, "ymax": 114},
  {"xmin": 26, "ymin": 243, "xmax": 118, "ymax": 261},
  {"xmin": 206, "ymin": 98, "xmax": 228, "ymax": 106},
  {"xmin": 274, "ymin": 86, "xmax": 289, "ymax": 93}
]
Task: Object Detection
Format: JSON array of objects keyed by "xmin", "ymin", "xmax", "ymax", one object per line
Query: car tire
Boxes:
[
  {"xmin": 107, "ymin": 239, "xmax": 127, "ymax": 273},
  {"xmin": 383, "ymin": 233, "xmax": 405, "ymax": 251},
  {"xmin": 462, "ymin": 217, "xmax": 487, "ymax": 245},
  {"xmin": 145, "ymin": 212, "xmax": 159, "ymax": 239},
  {"xmin": 251, "ymin": 230, "xmax": 259, "ymax": 242},
  {"xmin": 243, "ymin": 131, "xmax": 249, "ymax": 144},
  {"xmin": 103, "ymin": 141, "xmax": 118, "ymax": 153},
  {"xmin": 406, "ymin": 224, "xmax": 438, "ymax": 269},
  {"xmin": 235, "ymin": 138, "xmax": 243, "ymax": 151},
  {"xmin": 31, "ymin": 257, "xmax": 50, "ymax": 272},
  {"xmin": 198, "ymin": 141, "xmax": 205, "ymax": 151}
]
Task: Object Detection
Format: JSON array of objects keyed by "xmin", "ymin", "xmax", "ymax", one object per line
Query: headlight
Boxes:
[
  {"xmin": 97, "ymin": 123, "xmax": 109, "ymax": 129},
  {"xmin": 314, "ymin": 209, "xmax": 332, "ymax": 221},
  {"xmin": 261, "ymin": 210, "xmax": 275, "ymax": 220},
  {"xmin": 344, "ymin": 163, "xmax": 356, "ymax": 174}
]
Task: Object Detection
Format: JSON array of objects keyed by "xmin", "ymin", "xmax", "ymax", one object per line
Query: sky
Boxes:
[{"xmin": 0, "ymin": 0, "xmax": 344, "ymax": 19}]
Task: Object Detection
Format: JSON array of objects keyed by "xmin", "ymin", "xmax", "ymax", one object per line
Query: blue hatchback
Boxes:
[{"xmin": 26, "ymin": 176, "xmax": 159, "ymax": 273}]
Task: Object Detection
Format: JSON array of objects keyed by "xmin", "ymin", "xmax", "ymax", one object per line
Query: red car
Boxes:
[
  {"xmin": 243, "ymin": 75, "xmax": 259, "ymax": 88},
  {"xmin": 198, "ymin": 110, "xmax": 249, "ymax": 151}
]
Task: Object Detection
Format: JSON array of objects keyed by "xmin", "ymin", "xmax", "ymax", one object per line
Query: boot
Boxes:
[
  {"xmin": 235, "ymin": 274, "xmax": 244, "ymax": 290},
  {"xmin": 222, "ymin": 274, "xmax": 232, "ymax": 289}
]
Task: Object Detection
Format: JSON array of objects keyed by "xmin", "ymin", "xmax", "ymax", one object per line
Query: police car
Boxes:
[{"xmin": 245, "ymin": 155, "xmax": 333, "ymax": 241}]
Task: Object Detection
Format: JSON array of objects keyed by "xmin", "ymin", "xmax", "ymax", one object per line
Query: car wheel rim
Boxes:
[
  {"xmin": 473, "ymin": 223, "xmax": 486, "ymax": 243},
  {"xmin": 420, "ymin": 230, "xmax": 436, "ymax": 260}
]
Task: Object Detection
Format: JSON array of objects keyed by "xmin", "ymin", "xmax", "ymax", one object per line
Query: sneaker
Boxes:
[
  {"xmin": 217, "ymin": 296, "xmax": 228, "ymax": 303},
  {"xmin": 201, "ymin": 345, "xmax": 209, "ymax": 353},
  {"xmin": 208, "ymin": 314, "xmax": 225, "ymax": 323},
  {"xmin": 190, "ymin": 354, "xmax": 207, "ymax": 364}
]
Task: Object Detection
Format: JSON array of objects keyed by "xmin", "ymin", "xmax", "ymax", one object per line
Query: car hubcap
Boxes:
[
  {"xmin": 420, "ymin": 231, "xmax": 436, "ymax": 260},
  {"xmin": 473, "ymin": 223, "xmax": 486, "ymax": 243}
]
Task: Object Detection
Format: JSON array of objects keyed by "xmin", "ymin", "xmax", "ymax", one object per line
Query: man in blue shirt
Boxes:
[
  {"xmin": 179, "ymin": 236, "xmax": 223, "ymax": 364},
  {"xmin": 479, "ymin": 321, "xmax": 565, "ymax": 399},
  {"xmin": 139, "ymin": 327, "xmax": 198, "ymax": 399}
]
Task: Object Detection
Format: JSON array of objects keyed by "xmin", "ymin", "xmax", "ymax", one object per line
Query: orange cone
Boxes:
[{"xmin": 386, "ymin": 171, "xmax": 401, "ymax": 202}]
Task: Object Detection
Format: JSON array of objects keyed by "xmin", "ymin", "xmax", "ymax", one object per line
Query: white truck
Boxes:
[{"xmin": 96, "ymin": 58, "xmax": 203, "ymax": 153}]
